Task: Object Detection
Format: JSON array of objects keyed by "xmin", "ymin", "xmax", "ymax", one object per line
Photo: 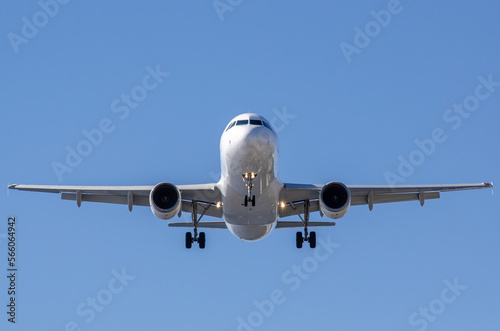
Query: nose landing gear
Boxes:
[{"xmin": 242, "ymin": 173, "xmax": 257, "ymax": 207}]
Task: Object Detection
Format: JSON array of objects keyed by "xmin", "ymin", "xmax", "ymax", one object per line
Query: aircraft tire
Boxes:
[
  {"xmin": 309, "ymin": 232, "xmax": 316, "ymax": 248},
  {"xmin": 185, "ymin": 232, "xmax": 193, "ymax": 249},
  {"xmin": 296, "ymin": 232, "xmax": 303, "ymax": 249},
  {"xmin": 199, "ymin": 232, "xmax": 206, "ymax": 249}
]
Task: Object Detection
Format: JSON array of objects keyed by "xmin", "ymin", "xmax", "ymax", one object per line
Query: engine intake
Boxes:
[
  {"xmin": 320, "ymin": 182, "xmax": 350, "ymax": 219},
  {"xmin": 149, "ymin": 182, "xmax": 181, "ymax": 220}
]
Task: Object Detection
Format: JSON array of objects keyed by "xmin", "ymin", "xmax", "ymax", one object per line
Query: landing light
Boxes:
[
  {"xmin": 243, "ymin": 172, "xmax": 257, "ymax": 180},
  {"xmin": 216, "ymin": 202, "xmax": 222, "ymax": 208},
  {"xmin": 280, "ymin": 202, "xmax": 286, "ymax": 208}
]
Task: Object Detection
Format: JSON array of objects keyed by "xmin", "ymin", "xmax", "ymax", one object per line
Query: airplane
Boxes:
[{"xmin": 8, "ymin": 113, "xmax": 493, "ymax": 249}]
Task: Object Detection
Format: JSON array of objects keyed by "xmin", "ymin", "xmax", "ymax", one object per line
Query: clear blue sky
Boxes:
[{"xmin": 1, "ymin": 1, "xmax": 499, "ymax": 330}]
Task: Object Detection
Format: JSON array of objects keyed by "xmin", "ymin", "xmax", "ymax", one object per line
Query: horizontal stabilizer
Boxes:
[
  {"xmin": 168, "ymin": 222, "xmax": 227, "ymax": 229},
  {"xmin": 276, "ymin": 221, "xmax": 336, "ymax": 229},
  {"xmin": 168, "ymin": 221, "xmax": 336, "ymax": 229}
]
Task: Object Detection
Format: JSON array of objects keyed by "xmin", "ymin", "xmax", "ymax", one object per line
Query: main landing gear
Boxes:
[
  {"xmin": 185, "ymin": 232, "xmax": 205, "ymax": 249},
  {"xmin": 185, "ymin": 200, "xmax": 208, "ymax": 249},
  {"xmin": 294, "ymin": 200, "xmax": 316, "ymax": 249},
  {"xmin": 243, "ymin": 172, "xmax": 257, "ymax": 207}
]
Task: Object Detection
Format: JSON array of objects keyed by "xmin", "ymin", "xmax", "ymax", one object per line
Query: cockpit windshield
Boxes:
[{"xmin": 226, "ymin": 118, "xmax": 274, "ymax": 132}]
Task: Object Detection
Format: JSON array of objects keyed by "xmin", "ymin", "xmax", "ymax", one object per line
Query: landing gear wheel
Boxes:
[
  {"xmin": 309, "ymin": 231, "xmax": 316, "ymax": 248},
  {"xmin": 251, "ymin": 195, "xmax": 256, "ymax": 207},
  {"xmin": 296, "ymin": 232, "xmax": 303, "ymax": 249},
  {"xmin": 244, "ymin": 196, "xmax": 248, "ymax": 207},
  {"xmin": 185, "ymin": 232, "xmax": 193, "ymax": 249},
  {"xmin": 198, "ymin": 232, "xmax": 206, "ymax": 249}
]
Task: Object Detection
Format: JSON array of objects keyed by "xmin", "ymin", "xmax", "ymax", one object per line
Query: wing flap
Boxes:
[
  {"xmin": 279, "ymin": 200, "xmax": 320, "ymax": 218},
  {"xmin": 177, "ymin": 184, "xmax": 221, "ymax": 202},
  {"xmin": 61, "ymin": 193, "xmax": 150, "ymax": 206},
  {"xmin": 181, "ymin": 200, "xmax": 223, "ymax": 218},
  {"xmin": 278, "ymin": 183, "xmax": 321, "ymax": 202},
  {"xmin": 350, "ymin": 191, "xmax": 440, "ymax": 206}
]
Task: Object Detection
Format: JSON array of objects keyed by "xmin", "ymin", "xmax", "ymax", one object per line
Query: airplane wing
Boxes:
[
  {"xmin": 8, "ymin": 183, "xmax": 223, "ymax": 218},
  {"xmin": 279, "ymin": 182, "xmax": 493, "ymax": 218}
]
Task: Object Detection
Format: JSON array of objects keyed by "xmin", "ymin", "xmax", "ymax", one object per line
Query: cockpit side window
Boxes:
[
  {"xmin": 236, "ymin": 120, "xmax": 249, "ymax": 125},
  {"xmin": 226, "ymin": 121, "xmax": 236, "ymax": 131},
  {"xmin": 262, "ymin": 121, "xmax": 274, "ymax": 132}
]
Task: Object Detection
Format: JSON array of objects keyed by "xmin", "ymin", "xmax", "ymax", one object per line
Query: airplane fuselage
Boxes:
[{"xmin": 218, "ymin": 114, "xmax": 283, "ymax": 241}]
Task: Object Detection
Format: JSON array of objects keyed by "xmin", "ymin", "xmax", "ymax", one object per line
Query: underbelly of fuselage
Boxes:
[{"xmin": 219, "ymin": 176, "xmax": 283, "ymax": 241}]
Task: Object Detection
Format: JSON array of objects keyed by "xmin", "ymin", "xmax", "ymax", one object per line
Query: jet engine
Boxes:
[
  {"xmin": 149, "ymin": 182, "xmax": 181, "ymax": 220},
  {"xmin": 319, "ymin": 182, "xmax": 351, "ymax": 219}
]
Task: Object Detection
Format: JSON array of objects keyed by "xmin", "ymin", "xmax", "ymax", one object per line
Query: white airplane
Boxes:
[{"xmin": 9, "ymin": 113, "xmax": 493, "ymax": 249}]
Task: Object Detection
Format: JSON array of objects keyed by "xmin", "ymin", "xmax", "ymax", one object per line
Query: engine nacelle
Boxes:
[
  {"xmin": 320, "ymin": 182, "xmax": 351, "ymax": 219},
  {"xmin": 149, "ymin": 182, "xmax": 181, "ymax": 220}
]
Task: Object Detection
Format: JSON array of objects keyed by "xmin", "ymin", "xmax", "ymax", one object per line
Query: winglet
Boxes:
[
  {"xmin": 7, "ymin": 184, "xmax": 16, "ymax": 196},
  {"xmin": 489, "ymin": 182, "xmax": 494, "ymax": 195}
]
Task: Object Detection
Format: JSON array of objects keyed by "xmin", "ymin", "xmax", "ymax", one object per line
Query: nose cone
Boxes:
[
  {"xmin": 226, "ymin": 126, "xmax": 276, "ymax": 176},
  {"xmin": 227, "ymin": 223, "xmax": 274, "ymax": 241},
  {"xmin": 240, "ymin": 125, "xmax": 275, "ymax": 148}
]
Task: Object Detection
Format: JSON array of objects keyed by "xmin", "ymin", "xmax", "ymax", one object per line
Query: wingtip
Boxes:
[{"xmin": 7, "ymin": 184, "xmax": 17, "ymax": 197}]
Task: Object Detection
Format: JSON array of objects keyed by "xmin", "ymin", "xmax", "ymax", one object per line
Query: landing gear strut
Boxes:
[
  {"xmin": 185, "ymin": 200, "xmax": 208, "ymax": 249},
  {"xmin": 243, "ymin": 173, "xmax": 257, "ymax": 207},
  {"xmin": 294, "ymin": 200, "xmax": 316, "ymax": 249}
]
